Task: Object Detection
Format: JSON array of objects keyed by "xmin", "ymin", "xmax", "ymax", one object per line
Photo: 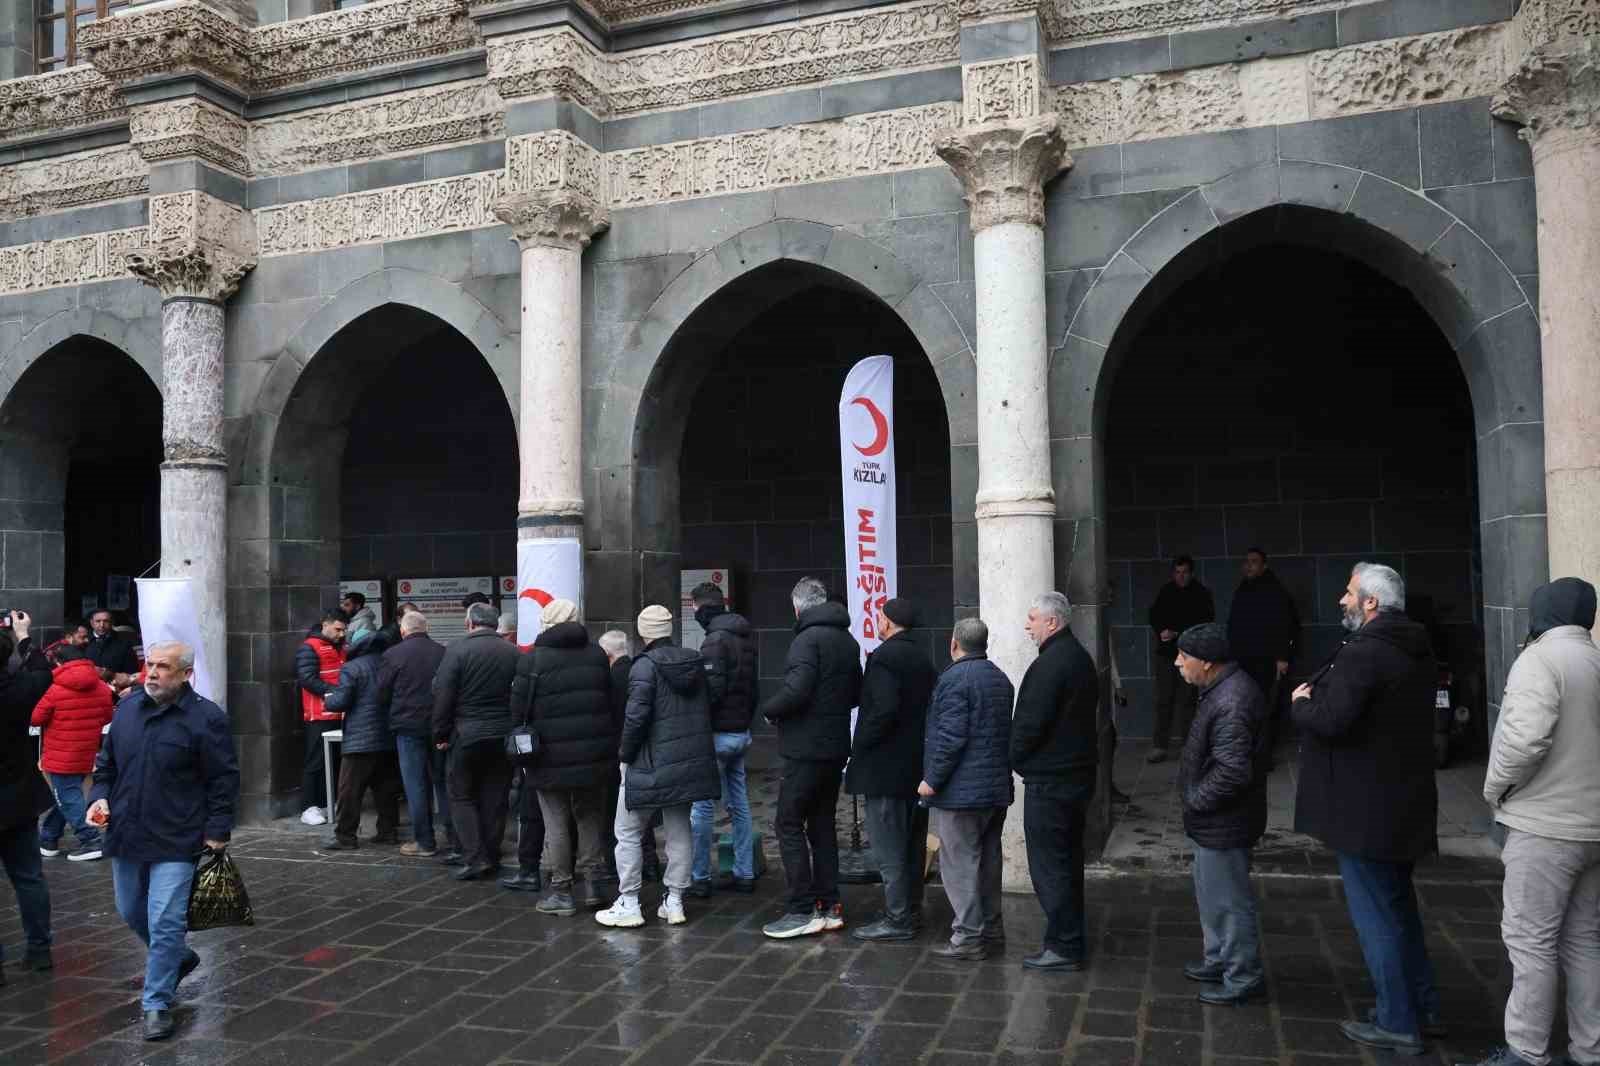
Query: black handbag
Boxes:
[{"xmin": 505, "ymin": 667, "xmax": 541, "ymax": 769}]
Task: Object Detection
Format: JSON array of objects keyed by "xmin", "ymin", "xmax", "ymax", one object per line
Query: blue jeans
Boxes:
[
  {"xmin": 1190, "ymin": 839, "xmax": 1263, "ymax": 994},
  {"xmin": 112, "ymin": 858, "xmax": 199, "ymax": 1012},
  {"xmin": 41, "ymin": 772, "xmax": 99, "ymax": 848},
  {"xmin": 1337, "ymin": 853, "xmax": 1439, "ymax": 1038},
  {"xmin": 0, "ymin": 822, "xmax": 52, "ymax": 961},
  {"xmin": 396, "ymin": 735, "xmax": 438, "ymax": 850},
  {"xmin": 691, "ymin": 731, "xmax": 753, "ymax": 882}
]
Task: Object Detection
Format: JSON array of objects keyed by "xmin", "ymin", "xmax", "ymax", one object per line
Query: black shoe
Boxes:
[
  {"xmin": 715, "ymin": 873, "xmax": 757, "ymax": 893},
  {"xmin": 174, "ymin": 951, "xmax": 200, "ymax": 990},
  {"xmin": 536, "ymin": 891, "xmax": 578, "ymax": 917},
  {"xmin": 1198, "ymin": 983, "xmax": 1265, "ymax": 1006},
  {"xmin": 367, "ymin": 834, "xmax": 400, "ymax": 846},
  {"xmin": 933, "ymin": 941, "xmax": 986, "ymax": 962},
  {"xmin": 851, "ymin": 917, "xmax": 917, "ymax": 943},
  {"xmin": 1367, "ymin": 1008, "xmax": 1448, "ymax": 1040},
  {"xmin": 322, "ymin": 838, "xmax": 359, "ymax": 851},
  {"xmin": 577, "ymin": 879, "xmax": 606, "ymax": 909},
  {"xmin": 686, "ymin": 879, "xmax": 713, "ymax": 899},
  {"xmin": 498, "ymin": 870, "xmax": 542, "ymax": 892},
  {"xmin": 1023, "ymin": 948, "xmax": 1085, "ymax": 972},
  {"xmin": 19, "ymin": 948, "xmax": 52, "ymax": 972},
  {"xmin": 452, "ymin": 862, "xmax": 492, "ymax": 882},
  {"xmin": 1183, "ymin": 961, "xmax": 1224, "ymax": 984},
  {"xmin": 1338, "ymin": 1019, "xmax": 1425, "ymax": 1057},
  {"xmin": 143, "ymin": 1010, "xmax": 176, "ymax": 1041},
  {"xmin": 438, "ymin": 850, "xmax": 466, "ymax": 866}
]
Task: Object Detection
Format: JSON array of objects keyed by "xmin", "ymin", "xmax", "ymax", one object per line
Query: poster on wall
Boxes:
[
  {"xmin": 839, "ymin": 354, "xmax": 897, "ymax": 667},
  {"xmin": 395, "ymin": 576, "xmax": 493, "ymax": 644},
  {"xmin": 135, "ymin": 578, "xmax": 216, "ymax": 702},
  {"xmin": 106, "ymin": 575, "xmax": 131, "ymax": 612},
  {"xmin": 680, "ymin": 569, "xmax": 732, "ymax": 652},
  {"xmin": 498, "ymin": 576, "xmax": 516, "ymax": 630},
  {"xmin": 516, "ymin": 539, "xmax": 582, "ymax": 648},
  {"xmin": 339, "ymin": 579, "xmax": 385, "ymax": 629}
]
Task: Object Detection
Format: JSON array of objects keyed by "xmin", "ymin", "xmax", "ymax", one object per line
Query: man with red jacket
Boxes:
[
  {"xmin": 31, "ymin": 646, "xmax": 114, "ymax": 862},
  {"xmin": 296, "ymin": 611, "xmax": 347, "ymax": 827}
]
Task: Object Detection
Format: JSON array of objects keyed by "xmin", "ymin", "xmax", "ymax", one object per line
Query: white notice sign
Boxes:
[
  {"xmin": 395, "ymin": 576, "xmax": 493, "ymax": 645},
  {"xmin": 680, "ymin": 568, "xmax": 733, "ymax": 652}
]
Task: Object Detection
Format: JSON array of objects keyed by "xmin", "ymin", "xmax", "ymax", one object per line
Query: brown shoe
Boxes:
[{"xmin": 400, "ymin": 842, "xmax": 437, "ymax": 857}]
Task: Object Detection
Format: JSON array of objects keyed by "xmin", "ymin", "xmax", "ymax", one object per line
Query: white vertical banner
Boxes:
[
  {"xmin": 840, "ymin": 355, "xmax": 897, "ymax": 667},
  {"xmin": 135, "ymin": 578, "xmax": 218, "ymax": 703},
  {"xmin": 516, "ymin": 538, "xmax": 583, "ymax": 649}
]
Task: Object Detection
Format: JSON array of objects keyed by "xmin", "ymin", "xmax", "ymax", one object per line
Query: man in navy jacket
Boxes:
[{"xmin": 89, "ymin": 641, "xmax": 238, "ymax": 1043}]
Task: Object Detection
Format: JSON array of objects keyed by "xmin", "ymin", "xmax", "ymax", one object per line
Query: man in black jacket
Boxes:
[
  {"xmin": 1173, "ymin": 623, "xmax": 1267, "ymax": 1006},
  {"xmin": 0, "ymin": 612, "xmax": 55, "ymax": 985},
  {"xmin": 846, "ymin": 598, "xmax": 936, "ymax": 942},
  {"xmin": 86, "ymin": 607, "xmax": 138, "ymax": 682},
  {"xmin": 432, "ymin": 603, "xmax": 521, "ymax": 881},
  {"xmin": 1228, "ymin": 549, "xmax": 1300, "ymax": 750},
  {"xmin": 1012, "ymin": 590, "xmax": 1098, "ymax": 972},
  {"xmin": 1147, "ymin": 555, "xmax": 1215, "ymax": 763},
  {"xmin": 688, "ymin": 582, "xmax": 758, "ymax": 897},
  {"xmin": 760, "ymin": 577, "xmax": 861, "ymax": 940},
  {"xmin": 378, "ymin": 610, "xmax": 454, "ymax": 859},
  {"xmin": 1292, "ymin": 563, "xmax": 1439, "ymax": 1056}
]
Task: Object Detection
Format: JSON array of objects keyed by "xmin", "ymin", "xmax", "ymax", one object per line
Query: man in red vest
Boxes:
[{"xmin": 297, "ymin": 611, "xmax": 347, "ymax": 827}]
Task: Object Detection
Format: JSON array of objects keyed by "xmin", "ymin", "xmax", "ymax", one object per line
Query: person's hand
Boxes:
[
  {"xmin": 87, "ymin": 799, "xmax": 110, "ymax": 827},
  {"xmin": 9, "ymin": 609, "xmax": 29, "ymax": 639},
  {"xmin": 204, "ymin": 840, "xmax": 227, "ymax": 851},
  {"xmin": 1292, "ymin": 683, "xmax": 1313, "ymax": 702},
  {"xmin": 435, "ymin": 741, "xmax": 450, "ymax": 751},
  {"xmin": 916, "ymin": 780, "xmax": 935, "ymax": 798},
  {"xmin": 1115, "ymin": 690, "xmax": 1128, "ymax": 707},
  {"xmin": 1159, "ymin": 629, "xmax": 1175, "ymax": 643},
  {"xmin": 1276, "ymin": 660, "xmax": 1289, "ymax": 677}
]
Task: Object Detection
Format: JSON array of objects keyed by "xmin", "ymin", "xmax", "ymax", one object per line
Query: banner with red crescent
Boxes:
[
  {"xmin": 516, "ymin": 538, "xmax": 583, "ymax": 648},
  {"xmin": 839, "ymin": 355, "xmax": 897, "ymax": 673}
]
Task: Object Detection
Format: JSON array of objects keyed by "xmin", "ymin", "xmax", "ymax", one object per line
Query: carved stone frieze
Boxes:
[
  {"xmin": 0, "ymin": 67, "xmax": 127, "ymax": 144},
  {"xmin": 1043, "ymin": 0, "xmax": 1332, "ymax": 42},
  {"xmin": 963, "ymin": 57, "xmax": 1042, "ymax": 124},
  {"xmin": 492, "ymin": 191, "xmax": 609, "ymax": 249},
  {"xmin": 487, "ymin": 28, "xmax": 610, "ymax": 113},
  {"xmin": 0, "ymin": 227, "xmax": 145, "ymax": 297},
  {"xmin": 250, "ymin": 0, "xmax": 480, "ymax": 91},
  {"xmin": 505, "ymin": 131, "xmax": 605, "ymax": 201},
  {"xmin": 1495, "ymin": 0, "xmax": 1600, "ymax": 150},
  {"xmin": 0, "ymin": 146, "xmax": 149, "ymax": 223},
  {"xmin": 128, "ymin": 192, "xmax": 257, "ymax": 302},
  {"xmin": 78, "ymin": 1, "xmax": 254, "ymax": 98},
  {"xmin": 250, "ymin": 82, "xmax": 505, "ymax": 176},
  {"xmin": 935, "ymin": 114, "xmax": 1069, "ymax": 230},
  {"xmin": 129, "ymin": 99, "xmax": 250, "ymax": 175},
  {"xmin": 253, "ymin": 171, "xmax": 503, "ymax": 257},
  {"xmin": 1310, "ymin": 24, "xmax": 1508, "ymax": 118}
]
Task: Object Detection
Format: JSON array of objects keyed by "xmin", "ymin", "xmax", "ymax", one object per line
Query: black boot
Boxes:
[{"xmin": 498, "ymin": 869, "xmax": 542, "ymax": 892}]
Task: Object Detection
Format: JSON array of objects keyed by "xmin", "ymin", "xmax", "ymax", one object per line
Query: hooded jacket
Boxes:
[
  {"xmin": 699, "ymin": 607, "xmax": 758, "ymax": 734},
  {"xmin": 1179, "ymin": 664, "xmax": 1269, "ymax": 849},
  {"xmin": 30, "ymin": 658, "xmax": 116, "ymax": 774},
  {"xmin": 845, "ymin": 630, "xmax": 938, "ymax": 798},
  {"xmin": 1484, "ymin": 578, "xmax": 1600, "ymax": 842},
  {"xmin": 325, "ymin": 633, "xmax": 396, "ymax": 754},
  {"xmin": 378, "ymin": 630, "xmax": 446, "ymax": 737},
  {"xmin": 760, "ymin": 601, "xmax": 861, "ymax": 763},
  {"xmin": 1228, "ymin": 570, "xmax": 1300, "ymax": 662},
  {"xmin": 923, "ymin": 653, "xmax": 1014, "ymax": 810},
  {"xmin": 511, "ymin": 620, "xmax": 615, "ymax": 791},
  {"xmin": 1291, "ymin": 610, "xmax": 1438, "ymax": 862},
  {"xmin": 346, "ymin": 605, "xmax": 380, "ymax": 647},
  {"xmin": 620, "ymin": 639, "xmax": 720, "ymax": 809}
]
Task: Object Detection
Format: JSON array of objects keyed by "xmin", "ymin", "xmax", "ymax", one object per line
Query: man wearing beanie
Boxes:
[
  {"xmin": 759, "ymin": 577, "xmax": 861, "ymax": 939},
  {"xmin": 687, "ymin": 582, "xmax": 759, "ymax": 897},
  {"xmin": 597, "ymin": 605, "xmax": 719, "ymax": 928},
  {"xmin": 1467, "ymin": 578, "xmax": 1600, "ymax": 1066},
  {"xmin": 509, "ymin": 599, "xmax": 615, "ymax": 914},
  {"xmin": 1173, "ymin": 622, "xmax": 1268, "ymax": 1006},
  {"xmin": 846, "ymin": 597, "xmax": 937, "ymax": 942}
]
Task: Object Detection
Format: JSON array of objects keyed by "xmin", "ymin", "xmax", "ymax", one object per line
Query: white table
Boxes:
[{"xmin": 322, "ymin": 729, "xmax": 344, "ymax": 824}]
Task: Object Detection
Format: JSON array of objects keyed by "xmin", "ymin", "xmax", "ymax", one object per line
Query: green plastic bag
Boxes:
[{"xmin": 187, "ymin": 847, "xmax": 255, "ymax": 931}]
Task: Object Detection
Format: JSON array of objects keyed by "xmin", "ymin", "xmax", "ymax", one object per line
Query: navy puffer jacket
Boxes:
[
  {"xmin": 1179, "ymin": 665, "xmax": 1269, "ymax": 849},
  {"xmin": 325, "ymin": 633, "xmax": 395, "ymax": 754},
  {"xmin": 923, "ymin": 654, "xmax": 1014, "ymax": 810},
  {"xmin": 621, "ymin": 640, "xmax": 721, "ymax": 810}
]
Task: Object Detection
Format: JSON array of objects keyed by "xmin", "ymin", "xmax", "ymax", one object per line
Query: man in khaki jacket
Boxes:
[{"xmin": 1469, "ymin": 578, "xmax": 1600, "ymax": 1066}]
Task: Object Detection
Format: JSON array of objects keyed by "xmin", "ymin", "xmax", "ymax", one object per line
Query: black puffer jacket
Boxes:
[
  {"xmin": 620, "ymin": 640, "xmax": 720, "ymax": 810},
  {"xmin": 379, "ymin": 632, "xmax": 446, "ymax": 737},
  {"xmin": 511, "ymin": 621, "xmax": 615, "ymax": 790},
  {"xmin": 924, "ymin": 654, "xmax": 1014, "ymax": 810},
  {"xmin": 0, "ymin": 637, "xmax": 54, "ymax": 830},
  {"xmin": 1010, "ymin": 628, "xmax": 1099, "ymax": 784},
  {"xmin": 846, "ymin": 631, "xmax": 937, "ymax": 798},
  {"xmin": 760, "ymin": 601, "xmax": 861, "ymax": 763},
  {"xmin": 325, "ymin": 633, "xmax": 396, "ymax": 754},
  {"xmin": 1179, "ymin": 664, "xmax": 1268, "ymax": 849},
  {"xmin": 431, "ymin": 628, "xmax": 521, "ymax": 747},
  {"xmin": 1229, "ymin": 570, "xmax": 1300, "ymax": 661},
  {"xmin": 700, "ymin": 608, "xmax": 758, "ymax": 733},
  {"xmin": 1292, "ymin": 610, "xmax": 1438, "ymax": 862}
]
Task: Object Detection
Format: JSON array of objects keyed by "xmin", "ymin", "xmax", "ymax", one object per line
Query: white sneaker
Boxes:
[
  {"xmin": 595, "ymin": 896, "xmax": 644, "ymax": 928},
  {"xmin": 657, "ymin": 895, "xmax": 686, "ymax": 926},
  {"xmin": 39, "ymin": 844, "xmax": 61, "ymax": 858},
  {"xmin": 301, "ymin": 806, "xmax": 327, "ymax": 826}
]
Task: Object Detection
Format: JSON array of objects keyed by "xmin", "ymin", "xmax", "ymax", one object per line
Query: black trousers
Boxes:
[
  {"xmin": 1151, "ymin": 644, "xmax": 1197, "ymax": 751},
  {"xmin": 448, "ymin": 740, "xmax": 513, "ymax": 868},
  {"xmin": 514, "ymin": 767, "xmax": 546, "ymax": 873},
  {"xmin": 1024, "ymin": 778, "xmax": 1093, "ymax": 959},
  {"xmin": 777, "ymin": 758, "xmax": 845, "ymax": 914},
  {"xmin": 302, "ymin": 719, "xmax": 343, "ymax": 809},
  {"xmin": 332, "ymin": 751, "xmax": 402, "ymax": 845}
]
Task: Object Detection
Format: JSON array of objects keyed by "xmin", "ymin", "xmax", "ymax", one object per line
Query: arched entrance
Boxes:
[{"xmin": 0, "ymin": 335, "xmax": 161, "ymax": 638}]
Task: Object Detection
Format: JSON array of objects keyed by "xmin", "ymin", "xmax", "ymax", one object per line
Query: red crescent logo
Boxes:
[
  {"xmin": 519, "ymin": 588, "xmax": 553, "ymax": 607},
  {"xmin": 850, "ymin": 396, "xmax": 889, "ymax": 457}
]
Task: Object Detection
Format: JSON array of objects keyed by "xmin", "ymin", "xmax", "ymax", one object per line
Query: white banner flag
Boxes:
[
  {"xmin": 135, "ymin": 578, "xmax": 218, "ymax": 703},
  {"xmin": 516, "ymin": 538, "xmax": 583, "ymax": 649},
  {"xmin": 840, "ymin": 355, "xmax": 897, "ymax": 666}
]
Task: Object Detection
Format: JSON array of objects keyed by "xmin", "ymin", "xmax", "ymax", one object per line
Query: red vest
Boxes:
[{"xmin": 301, "ymin": 637, "xmax": 345, "ymax": 722}]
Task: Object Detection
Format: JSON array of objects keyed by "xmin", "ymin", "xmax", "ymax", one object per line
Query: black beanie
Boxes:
[
  {"xmin": 882, "ymin": 598, "xmax": 919, "ymax": 629},
  {"xmin": 1176, "ymin": 622, "xmax": 1231, "ymax": 664}
]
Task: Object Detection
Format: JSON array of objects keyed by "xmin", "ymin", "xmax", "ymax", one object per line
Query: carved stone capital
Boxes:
[
  {"xmin": 935, "ymin": 114, "xmax": 1070, "ymax": 232},
  {"xmin": 127, "ymin": 192, "xmax": 257, "ymax": 301},
  {"xmin": 493, "ymin": 190, "xmax": 609, "ymax": 250},
  {"xmin": 79, "ymin": 1, "xmax": 254, "ymax": 98},
  {"xmin": 129, "ymin": 98, "xmax": 249, "ymax": 175},
  {"xmin": 1493, "ymin": 0, "xmax": 1600, "ymax": 152}
]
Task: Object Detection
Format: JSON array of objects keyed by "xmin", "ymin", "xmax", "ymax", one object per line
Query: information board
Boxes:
[
  {"xmin": 395, "ymin": 576, "xmax": 493, "ymax": 645},
  {"xmin": 339, "ymin": 579, "xmax": 385, "ymax": 629},
  {"xmin": 497, "ymin": 576, "xmax": 516, "ymax": 629},
  {"xmin": 680, "ymin": 568, "xmax": 732, "ymax": 652}
]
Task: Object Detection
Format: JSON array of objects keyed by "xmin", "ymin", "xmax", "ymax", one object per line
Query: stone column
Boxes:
[
  {"xmin": 1495, "ymin": 5, "xmax": 1600, "ymax": 598},
  {"xmin": 126, "ymin": 193, "xmax": 255, "ymax": 696},
  {"xmin": 494, "ymin": 133, "xmax": 609, "ymax": 603}
]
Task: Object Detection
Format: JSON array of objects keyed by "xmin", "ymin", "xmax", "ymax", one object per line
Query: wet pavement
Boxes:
[{"xmin": 0, "ymin": 808, "xmax": 1524, "ymax": 1066}]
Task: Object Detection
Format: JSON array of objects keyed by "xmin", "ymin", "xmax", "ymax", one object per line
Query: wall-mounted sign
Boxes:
[{"xmin": 395, "ymin": 576, "xmax": 493, "ymax": 644}]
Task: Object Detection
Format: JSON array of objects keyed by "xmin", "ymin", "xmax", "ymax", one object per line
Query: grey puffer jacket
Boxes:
[
  {"xmin": 325, "ymin": 633, "xmax": 396, "ymax": 754},
  {"xmin": 923, "ymin": 654, "xmax": 1014, "ymax": 810},
  {"xmin": 1179, "ymin": 664, "xmax": 1268, "ymax": 850},
  {"xmin": 621, "ymin": 639, "xmax": 720, "ymax": 810}
]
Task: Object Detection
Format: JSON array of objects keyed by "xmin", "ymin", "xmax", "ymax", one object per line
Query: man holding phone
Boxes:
[{"xmin": 1, "ymin": 609, "xmax": 55, "ymax": 984}]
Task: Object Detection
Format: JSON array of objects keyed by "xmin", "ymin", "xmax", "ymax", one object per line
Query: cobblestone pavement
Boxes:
[{"xmin": 0, "ymin": 814, "xmax": 1526, "ymax": 1066}]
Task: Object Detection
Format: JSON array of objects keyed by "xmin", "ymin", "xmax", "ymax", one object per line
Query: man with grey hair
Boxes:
[
  {"xmin": 1012, "ymin": 590, "xmax": 1100, "ymax": 971},
  {"xmin": 89, "ymin": 641, "xmax": 238, "ymax": 1042},
  {"xmin": 760, "ymin": 577, "xmax": 861, "ymax": 938},
  {"xmin": 920, "ymin": 618, "xmax": 1014, "ymax": 960},
  {"xmin": 1292, "ymin": 562, "xmax": 1441, "ymax": 1055},
  {"xmin": 432, "ymin": 603, "xmax": 521, "ymax": 881},
  {"xmin": 380, "ymin": 610, "xmax": 453, "ymax": 859}
]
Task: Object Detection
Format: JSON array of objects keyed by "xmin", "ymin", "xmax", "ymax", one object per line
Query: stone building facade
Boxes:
[{"xmin": 0, "ymin": 0, "xmax": 1593, "ymax": 873}]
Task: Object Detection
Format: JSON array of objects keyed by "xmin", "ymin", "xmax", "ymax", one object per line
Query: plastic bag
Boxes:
[{"xmin": 187, "ymin": 848, "xmax": 255, "ymax": 931}]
